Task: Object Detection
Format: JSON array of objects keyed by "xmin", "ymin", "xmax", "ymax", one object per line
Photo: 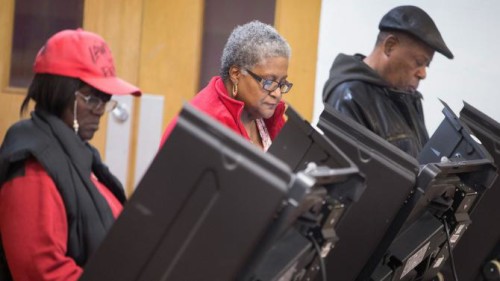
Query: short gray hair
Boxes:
[{"xmin": 220, "ymin": 20, "xmax": 291, "ymax": 80}]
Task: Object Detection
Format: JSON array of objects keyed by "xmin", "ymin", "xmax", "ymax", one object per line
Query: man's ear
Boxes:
[
  {"xmin": 228, "ymin": 65, "xmax": 242, "ymax": 84},
  {"xmin": 383, "ymin": 34, "xmax": 399, "ymax": 56}
]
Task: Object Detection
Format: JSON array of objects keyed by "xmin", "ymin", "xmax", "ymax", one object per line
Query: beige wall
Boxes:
[
  {"xmin": 275, "ymin": 0, "xmax": 322, "ymax": 120},
  {"xmin": 139, "ymin": 0, "xmax": 205, "ymax": 132},
  {"xmin": 134, "ymin": 0, "xmax": 205, "ymax": 189},
  {"xmin": 0, "ymin": 0, "xmax": 26, "ymax": 141}
]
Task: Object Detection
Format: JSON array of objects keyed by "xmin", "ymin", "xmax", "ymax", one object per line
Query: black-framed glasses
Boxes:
[
  {"xmin": 245, "ymin": 69, "xmax": 293, "ymax": 94},
  {"xmin": 75, "ymin": 91, "xmax": 118, "ymax": 112}
]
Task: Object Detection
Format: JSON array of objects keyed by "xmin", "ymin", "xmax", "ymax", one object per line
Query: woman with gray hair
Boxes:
[{"xmin": 161, "ymin": 20, "xmax": 292, "ymax": 151}]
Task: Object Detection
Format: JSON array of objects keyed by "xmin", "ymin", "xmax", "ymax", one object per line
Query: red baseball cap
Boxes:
[{"xmin": 34, "ymin": 28, "xmax": 141, "ymax": 96}]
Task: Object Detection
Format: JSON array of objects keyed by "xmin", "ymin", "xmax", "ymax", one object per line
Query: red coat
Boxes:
[
  {"xmin": 0, "ymin": 159, "xmax": 122, "ymax": 281},
  {"xmin": 161, "ymin": 76, "xmax": 286, "ymax": 146}
]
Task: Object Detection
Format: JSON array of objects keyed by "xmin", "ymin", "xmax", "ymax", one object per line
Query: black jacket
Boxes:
[
  {"xmin": 322, "ymin": 53, "xmax": 429, "ymax": 157},
  {"xmin": 0, "ymin": 110, "xmax": 125, "ymax": 280}
]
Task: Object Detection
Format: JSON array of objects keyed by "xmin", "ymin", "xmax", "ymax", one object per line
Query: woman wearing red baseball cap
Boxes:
[{"xmin": 0, "ymin": 29, "xmax": 140, "ymax": 280}]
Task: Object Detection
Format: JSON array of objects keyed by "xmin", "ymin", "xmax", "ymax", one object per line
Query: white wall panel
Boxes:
[
  {"xmin": 105, "ymin": 95, "xmax": 133, "ymax": 187},
  {"xmin": 134, "ymin": 94, "xmax": 164, "ymax": 188}
]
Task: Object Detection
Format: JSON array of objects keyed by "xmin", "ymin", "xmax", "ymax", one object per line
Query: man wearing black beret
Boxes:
[{"xmin": 322, "ymin": 5, "xmax": 453, "ymax": 157}]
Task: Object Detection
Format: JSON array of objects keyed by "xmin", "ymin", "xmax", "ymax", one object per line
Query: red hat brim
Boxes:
[{"xmin": 81, "ymin": 76, "xmax": 142, "ymax": 96}]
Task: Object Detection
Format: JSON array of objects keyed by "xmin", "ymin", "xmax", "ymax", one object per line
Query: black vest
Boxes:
[{"xmin": 0, "ymin": 110, "xmax": 125, "ymax": 280}]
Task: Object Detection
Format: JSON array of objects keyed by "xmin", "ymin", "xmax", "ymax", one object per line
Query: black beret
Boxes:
[{"xmin": 379, "ymin": 5, "xmax": 454, "ymax": 59}]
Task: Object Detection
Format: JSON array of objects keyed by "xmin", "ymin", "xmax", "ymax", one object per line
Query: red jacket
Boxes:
[
  {"xmin": 0, "ymin": 159, "xmax": 122, "ymax": 281},
  {"xmin": 160, "ymin": 76, "xmax": 286, "ymax": 146}
]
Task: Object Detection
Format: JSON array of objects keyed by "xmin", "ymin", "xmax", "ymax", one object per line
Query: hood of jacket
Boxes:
[{"xmin": 322, "ymin": 53, "xmax": 390, "ymax": 101}]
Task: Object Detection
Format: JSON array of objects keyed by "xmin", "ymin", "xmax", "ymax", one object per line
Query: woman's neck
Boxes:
[
  {"xmin": 240, "ymin": 111, "xmax": 263, "ymax": 149},
  {"xmin": 240, "ymin": 109, "xmax": 254, "ymax": 125}
]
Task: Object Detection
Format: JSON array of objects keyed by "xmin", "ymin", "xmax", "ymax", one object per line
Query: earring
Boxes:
[
  {"xmin": 232, "ymin": 83, "xmax": 238, "ymax": 98},
  {"xmin": 73, "ymin": 99, "xmax": 79, "ymax": 134}
]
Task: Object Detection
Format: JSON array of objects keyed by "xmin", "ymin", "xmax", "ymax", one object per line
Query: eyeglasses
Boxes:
[
  {"xmin": 75, "ymin": 91, "xmax": 117, "ymax": 112},
  {"xmin": 245, "ymin": 69, "xmax": 293, "ymax": 94}
]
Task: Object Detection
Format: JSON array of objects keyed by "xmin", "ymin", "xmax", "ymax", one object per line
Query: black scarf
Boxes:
[{"xmin": 0, "ymin": 110, "xmax": 125, "ymax": 272}]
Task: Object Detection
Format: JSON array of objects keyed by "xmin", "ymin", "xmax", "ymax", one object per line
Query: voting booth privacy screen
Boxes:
[{"xmin": 81, "ymin": 104, "xmax": 365, "ymax": 281}]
